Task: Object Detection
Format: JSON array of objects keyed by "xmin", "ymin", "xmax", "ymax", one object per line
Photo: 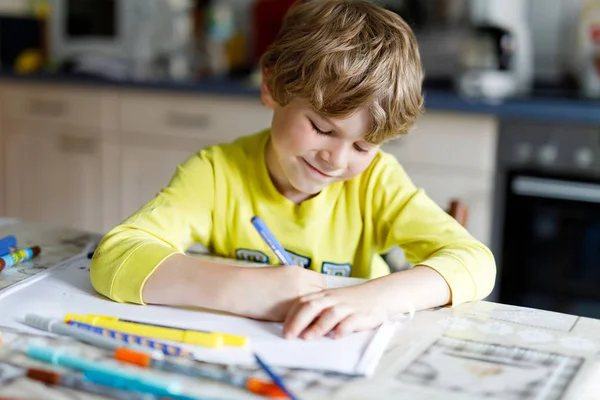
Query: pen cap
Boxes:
[
  {"xmin": 26, "ymin": 345, "xmax": 57, "ymax": 364},
  {"xmin": 0, "ymin": 236, "xmax": 17, "ymax": 252},
  {"xmin": 115, "ymin": 348, "xmax": 152, "ymax": 368},
  {"xmin": 27, "ymin": 368, "xmax": 61, "ymax": 385},
  {"xmin": 84, "ymin": 370, "xmax": 182, "ymax": 396},
  {"xmin": 29, "ymin": 246, "xmax": 42, "ymax": 257},
  {"xmin": 24, "ymin": 314, "xmax": 55, "ymax": 331}
]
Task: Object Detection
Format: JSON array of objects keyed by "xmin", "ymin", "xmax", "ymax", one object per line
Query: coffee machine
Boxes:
[{"xmin": 455, "ymin": 0, "xmax": 533, "ymax": 101}]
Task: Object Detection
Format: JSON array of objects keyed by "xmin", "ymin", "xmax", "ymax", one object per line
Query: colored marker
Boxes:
[
  {"xmin": 0, "ymin": 246, "xmax": 41, "ymax": 272},
  {"xmin": 254, "ymin": 353, "xmax": 300, "ymax": 400},
  {"xmin": 67, "ymin": 320, "xmax": 192, "ymax": 358},
  {"xmin": 23, "ymin": 314, "xmax": 160, "ymax": 358},
  {"xmin": 24, "ymin": 344, "xmax": 184, "ymax": 398},
  {"xmin": 251, "ymin": 216, "xmax": 294, "ymax": 265},
  {"xmin": 26, "ymin": 367, "xmax": 155, "ymax": 400},
  {"xmin": 82, "ymin": 370, "xmax": 206, "ymax": 400},
  {"xmin": 115, "ymin": 348, "xmax": 286, "ymax": 398},
  {"xmin": 64, "ymin": 313, "xmax": 223, "ymax": 348},
  {"xmin": 84, "ymin": 314, "xmax": 248, "ymax": 348},
  {"xmin": 0, "ymin": 236, "xmax": 17, "ymax": 257}
]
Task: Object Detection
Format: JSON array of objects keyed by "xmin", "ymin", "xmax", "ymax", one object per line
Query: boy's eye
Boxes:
[
  {"xmin": 310, "ymin": 120, "xmax": 331, "ymax": 135},
  {"xmin": 353, "ymin": 144, "xmax": 368, "ymax": 153}
]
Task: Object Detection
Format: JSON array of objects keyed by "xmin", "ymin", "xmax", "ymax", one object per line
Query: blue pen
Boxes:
[
  {"xmin": 67, "ymin": 320, "xmax": 192, "ymax": 358},
  {"xmin": 25, "ymin": 345, "xmax": 183, "ymax": 397},
  {"xmin": 254, "ymin": 353, "xmax": 301, "ymax": 400},
  {"xmin": 251, "ymin": 216, "xmax": 295, "ymax": 265}
]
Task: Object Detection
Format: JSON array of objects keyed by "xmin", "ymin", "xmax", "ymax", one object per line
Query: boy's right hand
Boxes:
[{"xmin": 233, "ymin": 266, "xmax": 326, "ymax": 322}]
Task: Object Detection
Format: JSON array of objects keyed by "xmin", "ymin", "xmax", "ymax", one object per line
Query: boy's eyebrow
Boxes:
[
  {"xmin": 312, "ymin": 111, "xmax": 374, "ymax": 143},
  {"xmin": 312, "ymin": 111, "xmax": 347, "ymax": 134}
]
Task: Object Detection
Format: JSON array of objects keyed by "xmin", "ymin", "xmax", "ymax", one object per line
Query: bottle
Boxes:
[
  {"xmin": 575, "ymin": 0, "xmax": 600, "ymax": 98},
  {"xmin": 205, "ymin": 0, "xmax": 235, "ymax": 77}
]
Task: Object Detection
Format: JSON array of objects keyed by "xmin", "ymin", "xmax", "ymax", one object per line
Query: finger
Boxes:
[
  {"xmin": 283, "ymin": 297, "xmax": 335, "ymax": 339},
  {"xmin": 283, "ymin": 291, "xmax": 324, "ymax": 330},
  {"xmin": 332, "ymin": 314, "xmax": 363, "ymax": 339},
  {"xmin": 301, "ymin": 306, "xmax": 352, "ymax": 340},
  {"xmin": 283, "ymin": 298, "xmax": 305, "ymax": 334},
  {"xmin": 333, "ymin": 315, "xmax": 383, "ymax": 339}
]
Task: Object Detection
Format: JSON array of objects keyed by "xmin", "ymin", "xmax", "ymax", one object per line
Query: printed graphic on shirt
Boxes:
[
  {"xmin": 286, "ymin": 250, "xmax": 311, "ymax": 268},
  {"xmin": 322, "ymin": 262, "xmax": 352, "ymax": 277},
  {"xmin": 235, "ymin": 249, "xmax": 269, "ymax": 264}
]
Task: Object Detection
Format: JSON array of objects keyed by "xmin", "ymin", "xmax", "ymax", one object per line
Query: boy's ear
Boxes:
[{"xmin": 261, "ymin": 69, "xmax": 276, "ymax": 110}]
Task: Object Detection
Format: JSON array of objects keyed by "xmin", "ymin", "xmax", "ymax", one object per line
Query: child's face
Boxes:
[{"xmin": 262, "ymin": 89, "xmax": 379, "ymax": 202}]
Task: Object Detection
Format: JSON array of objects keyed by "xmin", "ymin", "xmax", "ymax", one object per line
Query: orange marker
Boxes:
[{"xmin": 114, "ymin": 348, "xmax": 286, "ymax": 398}]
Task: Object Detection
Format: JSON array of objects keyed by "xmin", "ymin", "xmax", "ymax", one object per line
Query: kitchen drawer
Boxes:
[
  {"xmin": 3, "ymin": 118, "xmax": 117, "ymax": 144},
  {"xmin": 383, "ymin": 111, "xmax": 498, "ymax": 172},
  {"xmin": 1, "ymin": 83, "xmax": 118, "ymax": 130},
  {"xmin": 120, "ymin": 91, "xmax": 273, "ymax": 143}
]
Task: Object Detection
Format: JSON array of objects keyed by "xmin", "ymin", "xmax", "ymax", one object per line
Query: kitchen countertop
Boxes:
[
  {"xmin": 1, "ymin": 70, "xmax": 599, "ymax": 125},
  {"xmin": 2, "ymin": 219, "xmax": 600, "ymax": 399}
]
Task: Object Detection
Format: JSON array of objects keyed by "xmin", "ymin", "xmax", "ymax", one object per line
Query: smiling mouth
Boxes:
[{"xmin": 302, "ymin": 158, "xmax": 333, "ymax": 178}]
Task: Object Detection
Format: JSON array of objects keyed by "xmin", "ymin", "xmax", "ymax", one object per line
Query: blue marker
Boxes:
[
  {"xmin": 250, "ymin": 216, "xmax": 294, "ymax": 265},
  {"xmin": 25, "ymin": 345, "xmax": 183, "ymax": 398},
  {"xmin": 83, "ymin": 371, "xmax": 201, "ymax": 400}
]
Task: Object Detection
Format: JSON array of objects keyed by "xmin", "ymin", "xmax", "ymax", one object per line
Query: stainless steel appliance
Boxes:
[
  {"xmin": 492, "ymin": 119, "xmax": 600, "ymax": 318},
  {"xmin": 455, "ymin": 0, "xmax": 533, "ymax": 101}
]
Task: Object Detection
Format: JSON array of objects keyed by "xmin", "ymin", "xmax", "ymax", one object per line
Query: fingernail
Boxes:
[{"xmin": 303, "ymin": 332, "xmax": 314, "ymax": 340}]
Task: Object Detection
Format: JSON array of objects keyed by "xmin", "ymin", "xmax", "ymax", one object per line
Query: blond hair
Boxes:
[{"xmin": 260, "ymin": 0, "xmax": 424, "ymax": 144}]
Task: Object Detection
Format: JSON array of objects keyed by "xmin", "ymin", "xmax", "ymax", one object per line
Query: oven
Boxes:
[{"xmin": 492, "ymin": 119, "xmax": 600, "ymax": 318}]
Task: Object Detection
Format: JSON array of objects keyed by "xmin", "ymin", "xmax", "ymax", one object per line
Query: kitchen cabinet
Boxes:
[
  {"xmin": 0, "ymin": 81, "xmax": 498, "ymax": 245},
  {"xmin": 3, "ymin": 120, "xmax": 120, "ymax": 234},
  {"xmin": 118, "ymin": 91, "xmax": 273, "ymax": 219},
  {"xmin": 1, "ymin": 82, "xmax": 120, "ymax": 234},
  {"xmin": 119, "ymin": 138, "xmax": 207, "ymax": 220}
]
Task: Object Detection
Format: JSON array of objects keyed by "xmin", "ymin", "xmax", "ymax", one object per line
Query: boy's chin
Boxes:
[{"xmin": 293, "ymin": 181, "xmax": 327, "ymax": 196}]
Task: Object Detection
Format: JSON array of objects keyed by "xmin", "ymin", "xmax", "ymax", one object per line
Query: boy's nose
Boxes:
[{"xmin": 319, "ymin": 146, "xmax": 348, "ymax": 171}]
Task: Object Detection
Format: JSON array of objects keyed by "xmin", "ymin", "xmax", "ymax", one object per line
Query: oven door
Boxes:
[{"xmin": 499, "ymin": 170, "xmax": 600, "ymax": 318}]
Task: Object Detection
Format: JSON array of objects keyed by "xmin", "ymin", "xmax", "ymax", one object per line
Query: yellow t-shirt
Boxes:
[{"xmin": 90, "ymin": 130, "xmax": 496, "ymax": 306}]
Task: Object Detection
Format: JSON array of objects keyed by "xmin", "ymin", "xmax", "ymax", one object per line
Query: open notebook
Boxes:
[{"xmin": 0, "ymin": 253, "xmax": 399, "ymax": 376}]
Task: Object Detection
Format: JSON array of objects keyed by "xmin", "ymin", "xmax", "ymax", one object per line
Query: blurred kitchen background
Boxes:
[{"xmin": 0, "ymin": 0, "xmax": 600, "ymax": 319}]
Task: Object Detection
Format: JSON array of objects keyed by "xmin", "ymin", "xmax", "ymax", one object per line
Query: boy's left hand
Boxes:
[{"xmin": 282, "ymin": 284, "xmax": 390, "ymax": 340}]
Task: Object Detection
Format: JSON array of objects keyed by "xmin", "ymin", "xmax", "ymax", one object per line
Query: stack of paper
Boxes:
[{"xmin": 0, "ymin": 254, "xmax": 397, "ymax": 376}]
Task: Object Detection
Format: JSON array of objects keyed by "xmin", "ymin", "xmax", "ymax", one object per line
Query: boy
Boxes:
[{"xmin": 90, "ymin": 0, "xmax": 495, "ymax": 341}]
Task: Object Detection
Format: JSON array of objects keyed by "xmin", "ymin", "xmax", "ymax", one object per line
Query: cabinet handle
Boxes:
[
  {"xmin": 28, "ymin": 99, "xmax": 67, "ymax": 117},
  {"xmin": 166, "ymin": 112, "xmax": 211, "ymax": 129},
  {"xmin": 57, "ymin": 135, "xmax": 97, "ymax": 154}
]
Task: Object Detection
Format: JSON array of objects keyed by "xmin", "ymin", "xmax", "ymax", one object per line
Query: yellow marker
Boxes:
[
  {"xmin": 83, "ymin": 314, "xmax": 249, "ymax": 348},
  {"xmin": 64, "ymin": 314, "xmax": 224, "ymax": 348},
  {"xmin": 91, "ymin": 315, "xmax": 248, "ymax": 348}
]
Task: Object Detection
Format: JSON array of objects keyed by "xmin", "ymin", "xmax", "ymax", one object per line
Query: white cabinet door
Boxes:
[
  {"xmin": 4, "ymin": 120, "xmax": 120, "ymax": 234},
  {"xmin": 383, "ymin": 111, "xmax": 498, "ymax": 172}
]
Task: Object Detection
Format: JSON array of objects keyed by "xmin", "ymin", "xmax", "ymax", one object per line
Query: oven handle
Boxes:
[{"xmin": 512, "ymin": 176, "xmax": 600, "ymax": 203}]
